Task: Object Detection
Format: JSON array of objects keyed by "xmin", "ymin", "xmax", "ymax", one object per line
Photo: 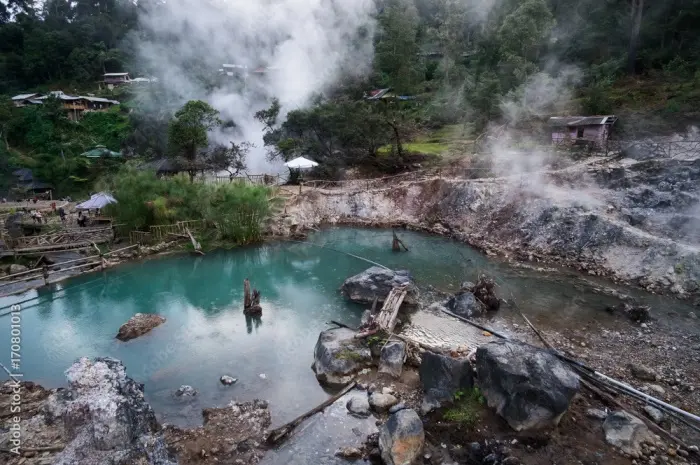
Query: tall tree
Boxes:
[
  {"xmin": 167, "ymin": 100, "xmax": 222, "ymax": 180},
  {"xmin": 627, "ymin": 0, "xmax": 645, "ymax": 74}
]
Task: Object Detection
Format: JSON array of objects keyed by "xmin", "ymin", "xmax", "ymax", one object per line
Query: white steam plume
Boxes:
[{"xmin": 135, "ymin": 0, "xmax": 376, "ymax": 173}]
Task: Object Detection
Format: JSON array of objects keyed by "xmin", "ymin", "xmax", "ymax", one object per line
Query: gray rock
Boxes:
[
  {"xmin": 643, "ymin": 405, "xmax": 665, "ymax": 424},
  {"xmin": 379, "ymin": 341, "xmax": 406, "ymax": 378},
  {"xmin": 586, "ymin": 408, "xmax": 608, "ymax": 420},
  {"xmin": 52, "ymin": 357, "xmax": 176, "ymax": 465},
  {"xmin": 220, "ymin": 375, "xmax": 237, "ymax": 385},
  {"xmin": 9, "ymin": 264, "xmax": 28, "ymax": 274},
  {"xmin": 336, "ymin": 447, "xmax": 363, "ymax": 459},
  {"xmin": 629, "ymin": 364, "xmax": 657, "ymax": 381},
  {"xmin": 419, "ymin": 351, "xmax": 474, "ymax": 413},
  {"xmin": 369, "ymin": 393, "xmax": 399, "ymax": 412},
  {"xmin": 460, "ymin": 281, "xmax": 475, "ymax": 291},
  {"xmin": 346, "ymin": 394, "xmax": 371, "ymax": 417},
  {"xmin": 445, "ymin": 291, "xmax": 485, "ymax": 318},
  {"xmin": 475, "ymin": 340, "xmax": 579, "ymax": 431},
  {"xmin": 379, "ymin": 409, "xmax": 424, "ymax": 465},
  {"xmin": 647, "ymin": 384, "xmax": 666, "ymax": 395},
  {"xmin": 175, "ymin": 385, "xmax": 197, "ymax": 397},
  {"xmin": 603, "ymin": 411, "xmax": 654, "ymax": 455},
  {"xmin": 312, "ymin": 328, "xmax": 372, "ymax": 385},
  {"xmin": 340, "ymin": 266, "xmax": 418, "ymax": 305},
  {"xmin": 389, "ymin": 403, "xmax": 408, "ymax": 414}
]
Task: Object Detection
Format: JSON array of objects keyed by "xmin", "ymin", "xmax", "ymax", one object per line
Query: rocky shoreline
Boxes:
[
  {"xmin": 269, "ymin": 155, "xmax": 700, "ymax": 301},
  {"xmin": 2, "ymin": 267, "xmax": 699, "ymax": 465}
]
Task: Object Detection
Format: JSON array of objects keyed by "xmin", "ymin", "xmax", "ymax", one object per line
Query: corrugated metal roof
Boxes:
[
  {"xmin": 11, "ymin": 93, "xmax": 38, "ymax": 101},
  {"xmin": 549, "ymin": 116, "xmax": 617, "ymax": 127}
]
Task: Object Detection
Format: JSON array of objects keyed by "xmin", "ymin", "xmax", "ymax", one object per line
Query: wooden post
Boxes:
[
  {"xmin": 244, "ymin": 278, "xmax": 252, "ymax": 309},
  {"xmin": 42, "ymin": 265, "xmax": 49, "ymax": 285}
]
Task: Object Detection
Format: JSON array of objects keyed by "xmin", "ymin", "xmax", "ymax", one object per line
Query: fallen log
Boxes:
[
  {"xmin": 329, "ymin": 320, "xmax": 357, "ymax": 331},
  {"xmin": 266, "ymin": 380, "xmax": 356, "ymax": 445}
]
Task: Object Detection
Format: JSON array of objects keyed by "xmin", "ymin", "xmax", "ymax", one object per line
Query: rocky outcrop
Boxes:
[
  {"xmin": 116, "ymin": 313, "xmax": 166, "ymax": 341},
  {"xmin": 475, "ymin": 340, "xmax": 579, "ymax": 431},
  {"xmin": 50, "ymin": 357, "xmax": 175, "ymax": 465},
  {"xmin": 175, "ymin": 385, "xmax": 197, "ymax": 397},
  {"xmin": 379, "ymin": 341, "xmax": 406, "ymax": 378},
  {"xmin": 272, "ymin": 156, "xmax": 700, "ymax": 298},
  {"xmin": 444, "ymin": 291, "xmax": 484, "ymax": 318},
  {"xmin": 379, "ymin": 408, "xmax": 424, "ymax": 465},
  {"xmin": 340, "ymin": 266, "xmax": 418, "ymax": 305},
  {"xmin": 603, "ymin": 411, "xmax": 654, "ymax": 455},
  {"xmin": 419, "ymin": 351, "xmax": 474, "ymax": 413},
  {"xmin": 312, "ymin": 328, "xmax": 372, "ymax": 385}
]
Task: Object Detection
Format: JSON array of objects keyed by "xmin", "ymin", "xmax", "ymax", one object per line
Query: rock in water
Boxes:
[
  {"xmin": 445, "ymin": 291, "xmax": 485, "ymax": 318},
  {"xmin": 312, "ymin": 328, "xmax": 372, "ymax": 385},
  {"xmin": 346, "ymin": 393, "xmax": 371, "ymax": 417},
  {"xmin": 603, "ymin": 411, "xmax": 654, "ymax": 455},
  {"xmin": 379, "ymin": 341, "xmax": 407, "ymax": 378},
  {"xmin": 51, "ymin": 357, "xmax": 176, "ymax": 465},
  {"xmin": 116, "ymin": 313, "xmax": 166, "ymax": 341},
  {"xmin": 175, "ymin": 385, "xmax": 197, "ymax": 397},
  {"xmin": 379, "ymin": 409, "xmax": 424, "ymax": 465},
  {"xmin": 475, "ymin": 340, "xmax": 579, "ymax": 431},
  {"xmin": 220, "ymin": 375, "xmax": 238, "ymax": 385},
  {"xmin": 369, "ymin": 392, "xmax": 399, "ymax": 412},
  {"xmin": 419, "ymin": 351, "xmax": 474, "ymax": 413},
  {"xmin": 340, "ymin": 266, "xmax": 419, "ymax": 305}
]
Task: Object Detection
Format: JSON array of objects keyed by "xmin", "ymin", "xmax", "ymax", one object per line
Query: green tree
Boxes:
[
  {"xmin": 167, "ymin": 100, "xmax": 222, "ymax": 181},
  {"xmin": 374, "ymin": 0, "xmax": 423, "ymax": 93}
]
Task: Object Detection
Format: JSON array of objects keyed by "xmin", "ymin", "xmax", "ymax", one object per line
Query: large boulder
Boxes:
[
  {"xmin": 603, "ymin": 411, "xmax": 655, "ymax": 455},
  {"xmin": 419, "ymin": 351, "xmax": 474, "ymax": 413},
  {"xmin": 444, "ymin": 291, "xmax": 484, "ymax": 318},
  {"xmin": 340, "ymin": 266, "xmax": 418, "ymax": 305},
  {"xmin": 475, "ymin": 340, "xmax": 579, "ymax": 431},
  {"xmin": 312, "ymin": 328, "xmax": 372, "ymax": 385},
  {"xmin": 379, "ymin": 341, "xmax": 406, "ymax": 378},
  {"xmin": 379, "ymin": 408, "xmax": 425, "ymax": 465},
  {"xmin": 51, "ymin": 357, "xmax": 175, "ymax": 465},
  {"xmin": 116, "ymin": 313, "xmax": 166, "ymax": 341}
]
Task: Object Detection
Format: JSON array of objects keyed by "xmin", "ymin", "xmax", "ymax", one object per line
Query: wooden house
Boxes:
[{"xmin": 548, "ymin": 115, "xmax": 618, "ymax": 149}]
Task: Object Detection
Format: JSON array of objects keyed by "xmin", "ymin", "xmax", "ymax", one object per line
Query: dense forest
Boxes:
[{"xmin": 1, "ymin": 0, "xmax": 700, "ymax": 195}]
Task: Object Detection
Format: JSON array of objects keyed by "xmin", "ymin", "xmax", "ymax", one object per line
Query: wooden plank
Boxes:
[{"xmin": 375, "ymin": 285, "xmax": 408, "ymax": 333}]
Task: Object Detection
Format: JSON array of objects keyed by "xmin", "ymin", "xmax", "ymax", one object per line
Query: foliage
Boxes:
[
  {"xmin": 99, "ymin": 167, "xmax": 271, "ymax": 244},
  {"xmin": 443, "ymin": 388, "xmax": 486, "ymax": 427},
  {"xmin": 167, "ymin": 100, "xmax": 222, "ymax": 179}
]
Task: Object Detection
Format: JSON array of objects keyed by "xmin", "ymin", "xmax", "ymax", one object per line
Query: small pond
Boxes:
[{"xmin": 0, "ymin": 227, "xmax": 695, "ymax": 427}]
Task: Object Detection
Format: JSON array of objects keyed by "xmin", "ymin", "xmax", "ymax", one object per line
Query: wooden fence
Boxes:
[
  {"xmin": 0, "ymin": 244, "xmax": 140, "ymax": 292},
  {"xmin": 301, "ymin": 169, "xmax": 441, "ymax": 192},
  {"xmin": 4, "ymin": 226, "xmax": 114, "ymax": 253},
  {"xmin": 130, "ymin": 220, "xmax": 204, "ymax": 244},
  {"xmin": 201, "ymin": 174, "xmax": 282, "ymax": 186}
]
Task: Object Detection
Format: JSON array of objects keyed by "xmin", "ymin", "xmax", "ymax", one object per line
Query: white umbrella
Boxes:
[
  {"xmin": 75, "ymin": 192, "xmax": 117, "ymax": 210},
  {"xmin": 284, "ymin": 156, "xmax": 319, "ymax": 170}
]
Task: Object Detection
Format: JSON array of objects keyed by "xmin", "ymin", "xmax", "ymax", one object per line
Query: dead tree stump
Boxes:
[
  {"xmin": 391, "ymin": 231, "xmax": 409, "ymax": 252},
  {"xmin": 243, "ymin": 278, "xmax": 263, "ymax": 315}
]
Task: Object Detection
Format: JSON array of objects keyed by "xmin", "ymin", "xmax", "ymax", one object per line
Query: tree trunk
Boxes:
[
  {"xmin": 244, "ymin": 278, "xmax": 251, "ymax": 309},
  {"xmin": 627, "ymin": 0, "xmax": 644, "ymax": 74}
]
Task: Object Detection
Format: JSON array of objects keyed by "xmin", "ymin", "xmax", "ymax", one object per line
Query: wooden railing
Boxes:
[
  {"xmin": 200, "ymin": 174, "xmax": 282, "ymax": 186},
  {"xmin": 4, "ymin": 226, "xmax": 114, "ymax": 251},
  {"xmin": 130, "ymin": 220, "xmax": 205, "ymax": 244}
]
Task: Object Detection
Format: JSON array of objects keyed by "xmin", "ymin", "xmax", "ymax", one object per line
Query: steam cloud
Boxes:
[{"xmin": 135, "ymin": 0, "xmax": 376, "ymax": 173}]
